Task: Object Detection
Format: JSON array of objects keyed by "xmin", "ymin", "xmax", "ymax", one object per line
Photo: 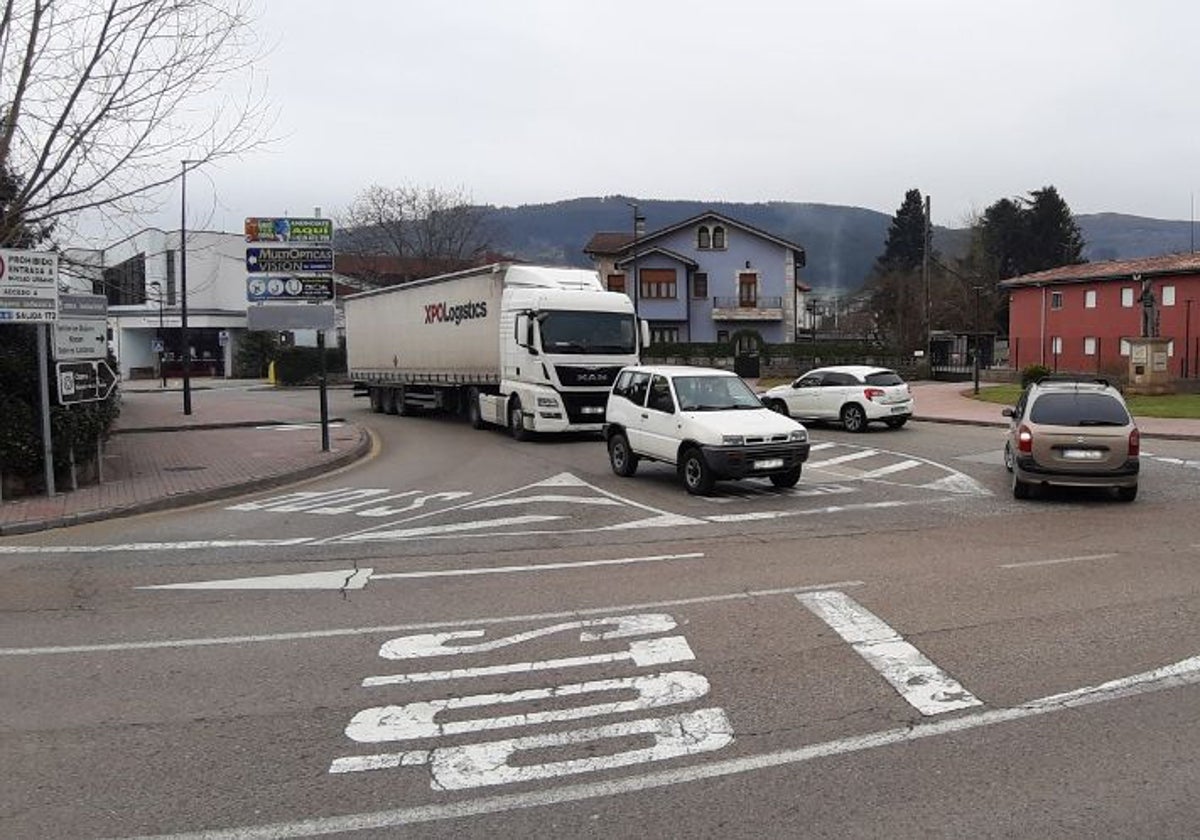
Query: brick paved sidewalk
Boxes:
[{"xmin": 0, "ymin": 381, "xmax": 370, "ymax": 536}]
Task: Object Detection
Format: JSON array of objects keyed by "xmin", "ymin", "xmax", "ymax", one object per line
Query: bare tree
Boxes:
[
  {"xmin": 0, "ymin": 0, "xmax": 272, "ymax": 244},
  {"xmin": 337, "ymin": 184, "xmax": 492, "ymax": 260}
]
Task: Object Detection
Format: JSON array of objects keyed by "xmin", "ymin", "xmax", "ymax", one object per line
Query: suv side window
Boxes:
[{"xmin": 647, "ymin": 375, "xmax": 675, "ymax": 414}]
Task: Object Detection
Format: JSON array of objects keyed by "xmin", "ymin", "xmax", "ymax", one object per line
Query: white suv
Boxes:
[
  {"xmin": 759, "ymin": 365, "xmax": 913, "ymax": 431},
  {"xmin": 604, "ymin": 365, "xmax": 811, "ymax": 495}
]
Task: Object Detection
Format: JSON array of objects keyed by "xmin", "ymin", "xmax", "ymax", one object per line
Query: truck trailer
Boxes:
[{"xmin": 344, "ymin": 263, "xmax": 646, "ymax": 438}]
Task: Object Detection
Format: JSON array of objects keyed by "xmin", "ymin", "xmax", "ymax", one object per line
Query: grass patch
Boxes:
[{"xmin": 973, "ymin": 384, "xmax": 1200, "ymax": 419}]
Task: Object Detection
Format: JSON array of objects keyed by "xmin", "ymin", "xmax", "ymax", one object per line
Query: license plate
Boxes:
[
  {"xmin": 890, "ymin": 405, "xmax": 908, "ymax": 414},
  {"xmin": 754, "ymin": 458, "xmax": 784, "ymax": 470},
  {"xmin": 1062, "ymin": 449, "xmax": 1103, "ymax": 460}
]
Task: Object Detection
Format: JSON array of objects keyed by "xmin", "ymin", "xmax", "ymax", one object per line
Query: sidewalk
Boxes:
[
  {"xmin": 0, "ymin": 379, "xmax": 371, "ymax": 536},
  {"xmin": 1, "ymin": 378, "xmax": 1195, "ymax": 537}
]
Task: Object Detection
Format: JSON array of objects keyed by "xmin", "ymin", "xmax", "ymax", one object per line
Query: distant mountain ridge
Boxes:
[{"xmin": 485, "ymin": 197, "xmax": 1200, "ymax": 295}]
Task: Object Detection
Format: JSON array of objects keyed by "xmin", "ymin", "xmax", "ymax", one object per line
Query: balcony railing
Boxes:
[
  {"xmin": 712, "ymin": 296, "xmax": 783, "ymax": 309},
  {"xmin": 710, "ymin": 296, "xmax": 784, "ymax": 321}
]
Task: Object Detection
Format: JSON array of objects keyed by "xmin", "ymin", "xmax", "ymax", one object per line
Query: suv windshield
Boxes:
[
  {"xmin": 1029, "ymin": 392, "xmax": 1130, "ymax": 426},
  {"xmin": 674, "ymin": 375, "xmax": 762, "ymax": 411}
]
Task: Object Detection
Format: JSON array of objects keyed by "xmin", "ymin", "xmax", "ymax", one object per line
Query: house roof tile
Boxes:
[{"xmin": 1001, "ymin": 252, "xmax": 1200, "ymax": 287}]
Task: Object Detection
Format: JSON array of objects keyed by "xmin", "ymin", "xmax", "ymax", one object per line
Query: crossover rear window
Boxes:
[
  {"xmin": 864, "ymin": 371, "xmax": 904, "ymax": 386},
  {"xmin": 1029, "ymin": 393, "xmax": 1130, "ymax": 426}
]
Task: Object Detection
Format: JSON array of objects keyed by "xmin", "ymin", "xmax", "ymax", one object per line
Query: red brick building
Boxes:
[{"xmin": 1002, "ymin": 253, "xmax": 1200, "ymax": 379}]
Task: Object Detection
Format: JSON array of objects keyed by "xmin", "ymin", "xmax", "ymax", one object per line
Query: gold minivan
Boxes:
[{"xmin": 1002, "ymin": 376, "xmax": 1140, "ymax": 501}]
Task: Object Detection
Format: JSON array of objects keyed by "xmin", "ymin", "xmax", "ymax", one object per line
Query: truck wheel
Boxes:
[
  {"xmin": 383, "ymin": 388, "xmax": 399, "ymax": 415},
  {"xmin": 368, "ymin": 387, "xmax": 384, "ymax": 413},
  {"xmin": 508, "ymin": 398, "xmax": 531, "ymax": 441},
  {"xmin": 679, "ymin": 447, "xmax": 714, "ymax": 495},
  {"xmin": 608, "ymin": 432, "xmax": 639, "ymax": 477},
  {"xmin": 769, "ymin": 466, "xmax": 802, "ymax": 488},
  {"xmin": 467, "ymin": 388, "xmax": 485, "ymax": 430},
  {"xmin": 395, "ymin": 385, "xmax": 412, "ymax": 416}
]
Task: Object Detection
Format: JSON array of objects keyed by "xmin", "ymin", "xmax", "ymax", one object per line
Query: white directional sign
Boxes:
[
  {"xmin": 0, "ymin": 249, "xmax": 58, "ymax": 323},
  {"xmin": 54, "ymin": 293, "xmax": 108, "ymax": 360}
]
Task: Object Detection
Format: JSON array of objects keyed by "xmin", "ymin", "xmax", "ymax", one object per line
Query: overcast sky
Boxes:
[{"xmin": 173, "ymin": 0, "xmax": 1200, "ymax": 234}]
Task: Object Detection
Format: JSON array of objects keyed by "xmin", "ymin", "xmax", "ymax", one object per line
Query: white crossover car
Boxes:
[{"xmin": 759, "ymin": 365, "xmax": 913, "ymax": 432}]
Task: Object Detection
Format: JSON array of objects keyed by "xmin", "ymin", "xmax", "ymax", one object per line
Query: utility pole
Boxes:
[{"xmin": 923, "ymin": 194, "xmax": 931, "ymax": 364}]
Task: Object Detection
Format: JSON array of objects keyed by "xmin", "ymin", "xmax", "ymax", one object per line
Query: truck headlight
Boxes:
[
  {"xmin": 536, "ymin": 396, "xmax": 559, "ymax": 408},
  {"xmin": 789, "ymin": 429, "xmax": 808, "ymax": 442},
  {"xmin": 721, "ymin": 435, "xmax": 744, "ymax": 446}
]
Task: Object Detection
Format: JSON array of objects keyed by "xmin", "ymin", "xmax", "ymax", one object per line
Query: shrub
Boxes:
[
  {"xmin": 1020, "ymin": 364, "xmax": 1052, "ymax": 388},
  {"xmin": 273, "ymin": 346, "xmax": 347, "ymax": 385}
]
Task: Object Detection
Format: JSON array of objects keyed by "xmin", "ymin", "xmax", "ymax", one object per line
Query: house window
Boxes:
[
  {"xmin": 1120, "ymin": 338, "xmax": 1131, "ymax": 356},
  {"xmin": 1084, "ymin": 336, "xmax": 1097, "ymax": 356},
  {"xmin": 1051, "ymin": 336, "xmax": 1062, "ymax": 354},
  {"xmin": 650, "ymin": 325, "xmax": 680, "ymax": 344},
  {"xmin": 738, "ymin": 273, "xmax": 757, "ymax": 307},
  {"xmin": 1121, "ymin": 287, "xmax": 1134, "ymax": 307},
  {"xmin": 1084, "ymin": 289, "xmax": 1096, "ymax": 309},
  {"xmin": 1168, "ymin": 340, "xmax": 1175, "ymax": 357},
  {"xmin": 692, "ymin": 272, "xmax": 708, "ymax": 299},
  {"xmin": 735, "ymin": 333, "xmax": 758, "ymax": 355},
  {"xmin": 1163, "ymin": 285, "xmax": 1176, "ymax": 306},
  {"xmin": 716, "ymin": 330, "xmax": 729, "ymax": 343},
  {"xmin": 1050, "ymin": 291, "xmax": 1063, "ymax": 310},
  {"xmin": 166, "ymin": 250, "xmax": 177, "ymax": 305},
  {"xmin": 712, "ymin": 226, "xmax": 726, "ymax": 249},
  {"xmin": 697, "ymin": 227, "xmax": 711, "ymax": 249},
  {"xmin": 639, "ymin": 268, "xmax": 677, "ymax": 299},
  {"xmin": 96, "ymin": 252, "xmax": 148, "ymax": 306},
  {"xmin": 606, "ymin": 273, "xmax": 626, "ymax": 294}
]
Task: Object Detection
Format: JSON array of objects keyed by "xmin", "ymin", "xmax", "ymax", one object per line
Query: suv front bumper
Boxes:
[{"xmin": 700, "ymin": 442, "xmax": 811, "ymax": 479}]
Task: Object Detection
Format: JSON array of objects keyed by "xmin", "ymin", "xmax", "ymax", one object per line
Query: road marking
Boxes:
[
  {"xmin": 807, "ymin": 449, "xmax": 879, "ymax": 467},
  {"xmin": 115, "ymin": 653, "xmax": 1200, "ymax": 839},
  {"xmin": 330, "ymin": 707, "xmax": 734, "ymax": 788},
  {"xmin": 857, "ymin": 459, "xmax": 921, "ymax": 479},
  {"xmin": 467, "ymin": 495, "xmax": 624, "ymax": 509},
  {"xmin": 371, "ymin": 552, "xmax": 706, "ymax": 581},
  {"xmin": 364, "ymin": 636, "xmax": 694, "ymax": 686},
  {"xmin": 1000, "ymin": 553, "xmax": 1119, "ymax": 569},
  {"xmin": 796, "ymin": 591, "xmax": 983, "ymax": 715},
  {"xmin": 346, "ymin": 670, "xmax": 712, "ymax": 742},
  {"xmin": 1, "ymin": 582, "xmax": 864, "ymax": 657},
  {"xmin": 254, "ymin": 422, "xmax": 344, "ymax": 431},
  {"xmin": 139, "ymin": 569, "xmax": 374, "ymax": 591},
  {"xmin": 340, "ymin": 515, "xmax": 566, "ymax": 542},
  {"xmin": 0, "ymin": 538, "xmax": 312, "ymax": 555},
  {"xmin": 706, "ymin": 499, "xmax": 921, "ymax": 523}
]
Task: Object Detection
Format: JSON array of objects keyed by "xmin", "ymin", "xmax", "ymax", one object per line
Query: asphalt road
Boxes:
[{"xmin": 4, "ymin": 392, "xmax": 1200, "ymax": 839}]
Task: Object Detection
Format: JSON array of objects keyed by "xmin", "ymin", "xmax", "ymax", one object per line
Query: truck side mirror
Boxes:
[{"xmin": 514, "ymin": 313, "xmax": 538, "ymax": 355}]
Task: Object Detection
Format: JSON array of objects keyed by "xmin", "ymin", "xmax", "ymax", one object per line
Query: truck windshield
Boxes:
[{"xmin": 538, "ymin": 311, "xmax": 636, "ymax": 354}]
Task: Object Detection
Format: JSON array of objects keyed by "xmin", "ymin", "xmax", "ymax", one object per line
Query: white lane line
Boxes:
[
  {"xmin": 706, "ymin": 499, "xmax": 919, "ymax": 523},
  {"xmin": 114, "ymin": 654, "xmax": 1200, "ymax": 840},
  {"xmin": 808, "ymin": 442, "xmax": 837, "ymax": 451},
  {"xmin": 140, "ymin": 569, "xmax": 373, "ymax": 591},
  {"xmin": 466, "ymin": 495, "xmax": 623, "ymax": 509},
  {"xmin": 1000, "ymin": 553, "xmax": 1119, "ymax": 570},
  {"xmin": 341, "ymin": 515, "xmax": 566, "ymax": 542},
  {"xmin": 857, "ymin": 459, "xmax": 921, "ymax": 479},
  {"xmin": 807, "ymin": 449, "xmax": 879, "ymax": 467},
  {"xmin": 0, "ymin": 581, "xmax": 865, "ymax": 657},
  {"xmin": 363, "ymin": 636, "xmax": 694, "ymax": 687},
  {"xmin": 371, "ymin": 552, "xmax": 705, "ymax": 581},
  {"xmin": 796, "ymin": 591, "xmax": 983, "ymax": 715},
  {"xmin": 0, "ymin": 538, "xmax": 313, "ymax": 555}
]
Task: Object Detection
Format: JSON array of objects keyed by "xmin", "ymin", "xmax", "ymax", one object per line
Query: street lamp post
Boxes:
[
  {"xmin": 149, "ymin": 280, "xmax": 165, "ymax": 388},
  {"xmin": 973, "ymin": 285, "xmax": 983, "ymax": 395},
  {"xmin": 180, "ymin": 159, "xmax": 200, "ymax": 415}
]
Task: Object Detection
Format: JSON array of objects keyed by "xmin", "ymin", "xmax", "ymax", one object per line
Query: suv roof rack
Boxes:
[{"xmin": 1034, "ymin": 374, "xmax": 1111, "ymax": 387}]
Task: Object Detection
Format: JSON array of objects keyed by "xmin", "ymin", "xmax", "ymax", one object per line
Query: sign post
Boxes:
[{"xmin": 245, "ymin": 216, "xmax": 335, "ymax": 451}]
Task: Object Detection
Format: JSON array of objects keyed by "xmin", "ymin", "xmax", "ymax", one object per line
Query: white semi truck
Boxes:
[{"xmin": 344, "ymin": 263, "xmax": 646, "ymax": 438}]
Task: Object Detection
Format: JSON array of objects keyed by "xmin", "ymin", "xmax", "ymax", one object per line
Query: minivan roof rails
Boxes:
[{"xmin": 1034, "ymin": 374, "xmax": 1111, "ymax": 387}]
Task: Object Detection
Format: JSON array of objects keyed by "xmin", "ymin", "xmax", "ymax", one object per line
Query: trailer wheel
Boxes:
[
  {"xmin": 395, "ymin": 385, "xmax": 412, "ymax": 416},
  {"xmin": 467, "ymin": 387, "xmax": 485, "ymax": 429},
  {"xmin": 383, "ymin": 387, "xmax": 399, "ymax": 415},
  {"xmin": 508, "ymin": 398, "xmax": 532, "ymax": 441},
  {"xmin": 368, "ymin": 387, "xmax": 384, "ymax": 413}
]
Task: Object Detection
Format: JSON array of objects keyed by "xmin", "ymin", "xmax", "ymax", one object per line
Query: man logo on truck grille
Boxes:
[{"xmin": 424, "ymin": 301, "xmax": 488, "ymax": 325}]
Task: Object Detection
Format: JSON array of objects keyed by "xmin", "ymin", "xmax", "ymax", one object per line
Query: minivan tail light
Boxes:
[
  {"xmin": 1017, "ymin": 424, "xmax": 1033, "ymax": 454},
  {"xmin": 864, "ymin": 387, "xmax": 885, "ymax": 401},
  {"xmin": 1128, "ymin": 427, "xmax": 1140, "ymax": 457}
]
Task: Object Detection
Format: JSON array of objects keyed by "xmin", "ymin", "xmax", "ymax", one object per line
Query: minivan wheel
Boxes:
[
  {"xmin": 680, "ymin": 447, "xmax": 715, "ymax": 495},
  {"xmin": 1003, "ymin": 442, "xmax": 1014, "ymax": 472},
  {"xmin": 608, "ymin": 432, "xmax": 638, "ymax": 477},
  {"xmin": 1115, "ymin": 484, "xmax": 1138, "ymax": 502},
  {"xmin": 1012, "ymin": 469, "xmax": 1032, "ymax": 500},
  {"xmin": 841, "ymin": 403, "xmax": 868, "ymax": 433}
]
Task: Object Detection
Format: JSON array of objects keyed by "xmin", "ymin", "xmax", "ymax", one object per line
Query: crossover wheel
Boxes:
[
  {"xmin": 608, "ymin": 432, "xmax": 639, "ymax": 477},
  {"xmin": 680, "ymin": 447, "xmax": 715, "ymax": 495},
  {"xmin": 841, "ymin": 403, "xmax": 868, "ymax": 433},
  {"xmin": 766, "ymin": 399, "xmax": 789, "ymax": 416}
]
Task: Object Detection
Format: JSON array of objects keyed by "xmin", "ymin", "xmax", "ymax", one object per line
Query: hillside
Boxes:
[{"xmin": 484, "ymin": 196, "xmax": 1199, "ymax": 295}]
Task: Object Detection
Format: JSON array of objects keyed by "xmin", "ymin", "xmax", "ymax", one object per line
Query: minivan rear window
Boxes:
[
  {"xmin": 1029, "ymin": 392, "xmax": 1130, "ymax": 426},
  {"xmin": 864, "ymin": 371, "xmax": 904, "ymax": 386}
]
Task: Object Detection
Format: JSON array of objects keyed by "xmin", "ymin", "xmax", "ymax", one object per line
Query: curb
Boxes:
[
  {"xmin": 0, "ymin": 425, "xmax": 372, "ymax": 537},
  {"xmin": 111, "ymin": 418, "xmax": 348, "ymax": 435}
]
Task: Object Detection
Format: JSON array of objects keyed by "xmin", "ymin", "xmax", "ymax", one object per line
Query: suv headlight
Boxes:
[
  {"xmin": 721, "ymin": 435, "xmax": 744, "ymax": 446},
  {"xmin": 789, "ymin": 429, "xmax": 808, "ymax": 442},
  {"xmin": 536, "ymin": 396, "xmax": 559, "ymax": 407}
]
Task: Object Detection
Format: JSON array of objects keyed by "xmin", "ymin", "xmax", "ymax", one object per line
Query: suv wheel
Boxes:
[
  {"xmin": 679, "ymin": 447, "xmax": 715, "ymax": 495},
  {"xmin": 608, "ymin": 432, "xmax": 638, "ymax": 477},
  {"xmin": 841, "ymin": 403, "xmax": 868, "ymax": 433},
  {"xmin": 769, "ymin": 466, "xmax": 802, "ymax": 488},
  {"xmin": 1115, "ymin": 484, "xmax": 1138, "ymax": 502}
]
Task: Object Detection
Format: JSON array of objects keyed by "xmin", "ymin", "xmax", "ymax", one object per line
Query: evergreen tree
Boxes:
[
  {"xmin": 1024, "ymin": 186, "xmax": 1086, "ymax": 271},
  {"xmin": 874, "ymin": 188, "xmax": 931, "ymax": 274}
]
